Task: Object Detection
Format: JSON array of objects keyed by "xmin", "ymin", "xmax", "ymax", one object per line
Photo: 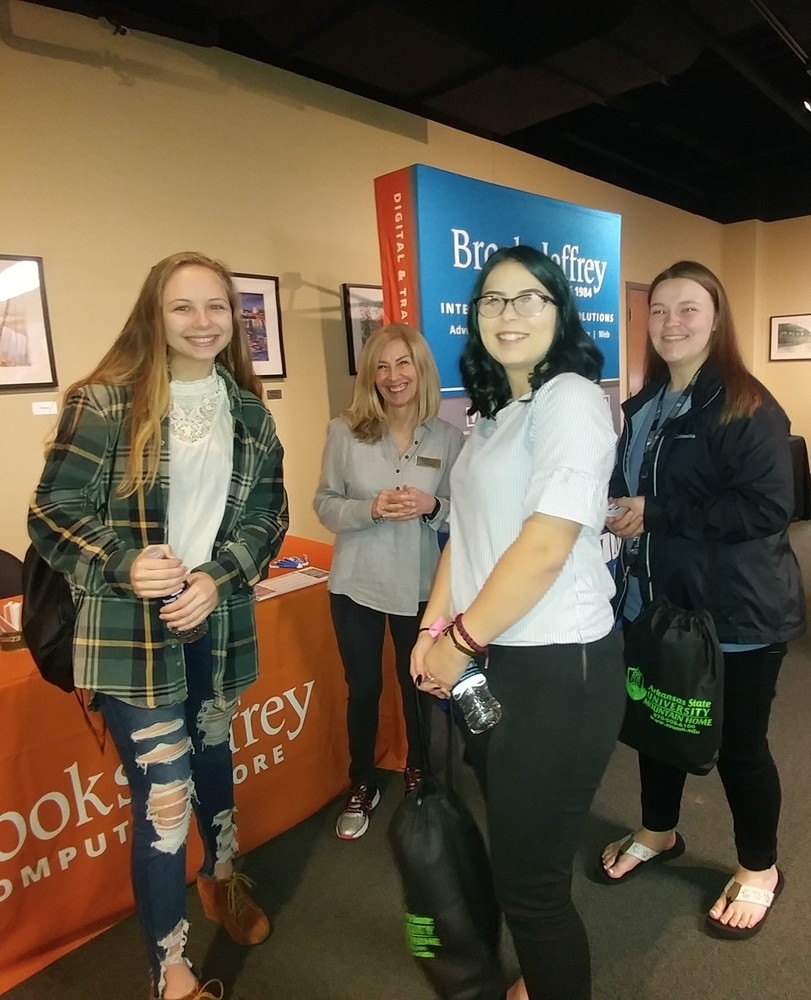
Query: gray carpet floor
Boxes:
[{"xmin": 7, "ymin": 522, "xmax": 810, "ymax": 1000}]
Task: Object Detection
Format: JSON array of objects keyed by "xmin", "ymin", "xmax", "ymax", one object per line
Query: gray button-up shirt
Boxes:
[{"xmin": 314, "ymin": 416, "xmax": 464, "ymax": 615}]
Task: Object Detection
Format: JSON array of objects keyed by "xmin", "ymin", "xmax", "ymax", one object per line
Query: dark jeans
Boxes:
[
  {"xmin": 330, "ymin": 592, "xmax": 430, "ymax": 786},
  {"xmin": 96, "ymin": 634, "xmax": 238, "ymax": 993},
  {"xmin": 461, "ymin": 632, "xmax": 625, "ymax": 1000},
  {"xmin": 640, "ymin": 642, "xmax": 786, "ymax": 871}
]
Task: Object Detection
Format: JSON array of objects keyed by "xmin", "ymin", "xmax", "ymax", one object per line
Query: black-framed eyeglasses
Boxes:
[{"xmin": 474, "ymin": 291, "xmax": 557, "ymax": 318}]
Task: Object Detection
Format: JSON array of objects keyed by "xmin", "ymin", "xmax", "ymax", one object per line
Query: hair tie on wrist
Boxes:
[
  {"xmin": 442, "ymin": 622, "xmax": 476, "ymax": 658},
  {"xmin": 454, "ymin": 614, "xmax": 488, "ymax": 655}
]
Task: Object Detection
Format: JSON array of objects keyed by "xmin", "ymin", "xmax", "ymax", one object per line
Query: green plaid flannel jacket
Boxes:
[{"xmin": 28, "ymin": 366, "xmax": 288, "ymax": 707}]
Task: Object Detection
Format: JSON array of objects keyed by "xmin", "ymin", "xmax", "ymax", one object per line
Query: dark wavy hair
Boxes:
[{"xmin": 461, "ymin": 245, "xmax": 604, "ymax": 418}]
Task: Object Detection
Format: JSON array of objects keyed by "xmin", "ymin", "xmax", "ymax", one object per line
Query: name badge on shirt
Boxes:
[{"xmin": 416, "ymin": 456, "xmax": 441, "ymax": 468}]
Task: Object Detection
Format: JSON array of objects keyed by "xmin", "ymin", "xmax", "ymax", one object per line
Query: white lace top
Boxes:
[{"xmin": 167, "ymin": 371, "xmax": 233, "ymax": 569}]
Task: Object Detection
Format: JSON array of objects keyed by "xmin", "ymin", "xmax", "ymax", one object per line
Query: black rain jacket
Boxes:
[{"xmin": 611, "ymin": 362, "xmax": 805, "ymax": 645}]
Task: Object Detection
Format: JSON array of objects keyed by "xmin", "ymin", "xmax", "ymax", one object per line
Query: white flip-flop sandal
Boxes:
[
  {"xmin": 706, "ymin": 868, "xmax": 785, "ymax": 939},
  {"xmin": 596, "ymin": 831, "xmax": 686, "ymax": 884}
]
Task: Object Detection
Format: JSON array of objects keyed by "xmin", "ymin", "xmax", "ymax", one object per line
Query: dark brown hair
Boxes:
[{"xmin": 645, "ymin": 260, "xmax": 762, "ymax": 423}]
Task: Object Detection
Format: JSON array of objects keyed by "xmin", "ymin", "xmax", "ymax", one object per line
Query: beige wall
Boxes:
[
  {"xmin": 1, "ymin": 1, "xmax": 808, "ymax": 558},
  {"xmin": 751, "ymin": 218, "xmax": 811, "ymax": 438}
]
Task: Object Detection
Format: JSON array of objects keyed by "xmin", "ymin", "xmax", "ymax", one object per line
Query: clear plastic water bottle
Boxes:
[
  {"xmin": 452, "ymin": 662, "xmax": 502, "ymax": 734},
  {"xmin": 144, "ymin": 545, "xmax": 208, "ymax": 644}
]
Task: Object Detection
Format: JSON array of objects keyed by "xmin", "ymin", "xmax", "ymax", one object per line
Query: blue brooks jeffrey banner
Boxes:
[
  {"xmin": 374, "ymin": 163, "xmax": 623, "ymax": 575},
  {"xmin": 373, "ymin": 164, "xmax": 622, "ymax": 394}
]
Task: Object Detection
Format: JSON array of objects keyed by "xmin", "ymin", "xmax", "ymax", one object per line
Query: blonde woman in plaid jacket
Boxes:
[{"xmin": 28, "ymin": 252, "xmax": 288, "ymax": 1000}]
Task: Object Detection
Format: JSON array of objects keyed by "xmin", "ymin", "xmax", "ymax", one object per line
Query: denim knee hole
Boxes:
[
  {"xmin": 196, "ymin": 698, "xmax": 238, "ymax": 749},
  {"xmin": 135, "ymin": 736, "xmax": 193, "ymax": 773},
  {"xmin": 132, "ymin": 719, "xmax": 185, "ymax": 742},
  {"xmin": 145, "ymin": 777, "xmax": 194, "ymax": 855}
]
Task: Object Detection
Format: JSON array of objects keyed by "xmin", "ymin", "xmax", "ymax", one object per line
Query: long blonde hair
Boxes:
[
  {"xmin": 62, "ymin": 251, "xmax": 262, "ymax": 495},
  {"xmin": 345, "ymin": 324, "xmax": 440, "ymax": 442}
]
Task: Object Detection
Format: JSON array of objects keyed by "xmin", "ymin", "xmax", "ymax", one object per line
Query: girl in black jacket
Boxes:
[{"xmin": 598, "ymin": 260, "xmax": 805, "ymax": 940}]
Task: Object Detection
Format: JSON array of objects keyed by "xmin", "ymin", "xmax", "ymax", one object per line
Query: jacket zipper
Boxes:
[
  {"xmin": 644, "ymin": 433, "xmax": 667, "ymax": 604},
  {"xmin": 640, "ymin": 383, "xmax": 722, "ymax": 606}
]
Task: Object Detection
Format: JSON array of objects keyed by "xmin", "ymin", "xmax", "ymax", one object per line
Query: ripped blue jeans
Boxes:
[{"xmin": 96, "ymin": 633, "xmax": 238, "ymax": 993}]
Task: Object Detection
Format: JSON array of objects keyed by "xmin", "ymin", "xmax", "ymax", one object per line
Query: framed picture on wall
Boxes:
[
  {"xmin": 233, "ymin": 272, "xmax": 286, "ymax": 378},
  {"xmin": 769, "ymin": 314, "xmax": 811, "ymax": 361},
  {"xmin": 0, "ymin": 255, "xmax": 58, "ymax": 391},
  {"xmin": 341, "ymin": 283, "xmax": 384, "ymax": 375}
]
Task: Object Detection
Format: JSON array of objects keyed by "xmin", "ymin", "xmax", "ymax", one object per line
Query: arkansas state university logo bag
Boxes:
[
  {"xmin": 21, "ymin": 545, "xmax": 75, "ymax": 693},
  {"xmin": 389, "ymin": 773, "xmax": 504, "ymax": 1000},
  {"xmin": 388, "ymin": 691, "xmax": 505, "ymax": 1000},
  {"xmin": 620, "ymin": 596, "xmax": 724, "ymax": 775}
]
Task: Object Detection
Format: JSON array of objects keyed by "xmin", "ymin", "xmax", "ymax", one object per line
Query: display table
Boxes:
[{"xmin": 0, "ymin": 536, "xmax": 406, "ymax": 994}]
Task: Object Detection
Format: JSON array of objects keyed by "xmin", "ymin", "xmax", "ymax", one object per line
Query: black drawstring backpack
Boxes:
[
  {"xmin": 620, "ymin": 595, "xmax": 724, "ymax": 775},
  {"xmin": 22, "ymin": 412, "xmax": 122, "ymax": 695},
  {"xmin": 388, "ymin": 697, "xmax": 505, "ymax": 1000},
  {"xmin": 22, "ymin": 545, "xmax": 75, "ymax": 692}
]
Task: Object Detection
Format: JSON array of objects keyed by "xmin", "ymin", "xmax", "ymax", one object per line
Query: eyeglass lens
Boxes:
[{"xmin": 476, "ymin": 292, "xmax": 553, "ymax": 317}]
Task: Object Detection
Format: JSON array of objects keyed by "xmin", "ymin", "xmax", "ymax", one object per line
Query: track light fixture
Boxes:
[{"xmin": 100, "ymin": 16, "xmax": 128, "ymax": 36}]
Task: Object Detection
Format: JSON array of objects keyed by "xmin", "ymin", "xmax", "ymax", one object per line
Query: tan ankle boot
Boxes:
[
  {"xmin": 151, "ymin": 979, "xmax": 224, "ymax": 1000},
  {"xmin": 197, "ymin": 872, "xmax": 271, "ymax": 946}
]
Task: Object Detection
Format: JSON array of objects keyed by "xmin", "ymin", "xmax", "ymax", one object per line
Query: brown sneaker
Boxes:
[{"xmin": 197, "ymin": 872, "xmax": 271, "ymax": 946}]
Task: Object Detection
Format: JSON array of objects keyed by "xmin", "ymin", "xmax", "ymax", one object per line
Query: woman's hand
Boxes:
[
  {"xmin": 130, "ymin": 544, "xmax": 187, "ymax": 599},
  {"xmin": 410, "ymin": 631, "xmax": 446, "ymax": 696},
  {"xmin": 606, "ymin": 496, "xmax": 645, "ymax": 538},
  {"xmin": 159, "ymin": 572, "xmax": 218, "ymax": 633},
  {"xmin": 419, "ymin": 631, "xmax": 469, "ymax": 698},
  {"xmin": 402, "ymin": 486, "xmax": 437, "ymax": 519},
  {"xmin": 371, "ymin": 489, "xmax": 418, "ymax": 521}
]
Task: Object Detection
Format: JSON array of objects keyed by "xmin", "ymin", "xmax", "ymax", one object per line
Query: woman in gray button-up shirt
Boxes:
[{"xmin": 314, "ymin": 324, "xmax": 463, "ymax": 840}]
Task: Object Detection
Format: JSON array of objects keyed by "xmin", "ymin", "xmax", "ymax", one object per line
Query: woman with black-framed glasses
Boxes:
[{"xmin": 411, "ymin": 245, "xmax": 625, "ymax": 1000}]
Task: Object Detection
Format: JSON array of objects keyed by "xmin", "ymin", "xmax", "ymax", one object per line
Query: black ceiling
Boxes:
[{"xmin": 24, "ymin": 0, "xmax": 811, "ymax": 223}]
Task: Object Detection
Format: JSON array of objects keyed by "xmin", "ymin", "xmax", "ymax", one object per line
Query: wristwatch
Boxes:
[{"xmin": 422, "ymin": 497, "xmax": 441, "ymax": 523}]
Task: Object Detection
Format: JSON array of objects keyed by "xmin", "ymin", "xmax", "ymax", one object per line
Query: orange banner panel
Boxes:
[{"xmin": 0, "ymin": 536, "xmax": 406, "ymax": 994}]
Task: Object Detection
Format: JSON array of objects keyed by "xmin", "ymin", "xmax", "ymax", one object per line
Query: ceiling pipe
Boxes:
[
  {"xmin": 748, "ymin": 0, "xmax": 811, "ymax": 113},
  {"xmin": 668, "ymin": 1, "xmax": 811, "ymax": 134},
  {"xmin": 749, "ymin": 0, "xmax": 808, "ymax": 64}
]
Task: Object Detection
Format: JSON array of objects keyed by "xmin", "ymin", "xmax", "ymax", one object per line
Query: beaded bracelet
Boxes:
[
  {"xmin": 442, "ymin": 622, "xmax": 477, "ymax": 658},
  {"xmin": 453, "ymin": 614, "xmax": 488, "ymax": 655}
]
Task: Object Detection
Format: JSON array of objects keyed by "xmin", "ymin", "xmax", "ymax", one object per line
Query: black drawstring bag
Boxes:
[
  {"xmin": 388, "ymin": 699, "xmax": 505, "ymax": 1000},
  {"xmin": 22, "ymin": 545, "xmax": 75, "ymax": 692},
  {"xmin": 620, "ymin": 596, "xmax": 724, "ymax": 775},
  {"xmin": 23, "ymin": 412, "xmax": 121, "ymax": 695}
]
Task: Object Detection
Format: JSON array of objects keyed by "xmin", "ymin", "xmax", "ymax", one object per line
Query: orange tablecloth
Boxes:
[{"xmin": 0, "ymin": 536, "xmax": 406, "ymax": 994}]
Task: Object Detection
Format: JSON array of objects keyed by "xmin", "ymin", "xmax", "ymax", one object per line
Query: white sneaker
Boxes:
[{"xmin": 335, "ymin": 783, "xmax": 381, "ymax": 840}]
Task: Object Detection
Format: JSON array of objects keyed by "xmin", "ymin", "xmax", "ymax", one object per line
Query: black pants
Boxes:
[
  {"xmin": 329, "ymin": 592, "xmax": 430, "ymax": 786},
  {"xmin": 640, "ymin": 642, "xmax": 786, "ymax": 871},
  {"xmin": 461, "ymin": 632, "xmax": 625, "ymax": 1000}
]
